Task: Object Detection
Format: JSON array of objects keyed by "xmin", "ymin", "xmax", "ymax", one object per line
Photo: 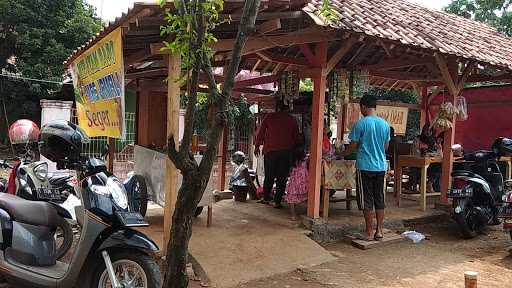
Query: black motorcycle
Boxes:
[
  {"xmin": 0, "ymin": 120, "xmax": 160, "ymax": 288},
  {"xmin": 449, "ymin": 138, "xmax": 512, "ymax": 238}
]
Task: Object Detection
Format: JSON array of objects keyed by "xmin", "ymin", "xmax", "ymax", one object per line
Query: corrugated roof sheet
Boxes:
[{"xmin": 303, "ymin": 0, "xmax": 512, "ymax": 70}]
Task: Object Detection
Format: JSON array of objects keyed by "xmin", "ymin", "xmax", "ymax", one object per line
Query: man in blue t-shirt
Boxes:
[{"xmin": 341, "ymin": 94, "xmax": 390, "ymax": 241}]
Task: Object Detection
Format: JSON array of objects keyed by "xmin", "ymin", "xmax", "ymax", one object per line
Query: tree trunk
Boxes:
[
  {"xmin": 163, "ymin": 171, "xmax": 205, "ymax": 288},
  {"xmin": 163, "ymin": 0, "xmax": 262, "ymax": 287}
]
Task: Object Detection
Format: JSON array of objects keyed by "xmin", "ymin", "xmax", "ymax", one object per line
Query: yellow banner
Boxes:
[
  {"xmin": 346, "ymin": 103, "xmax": 409, "ymax": 135},
  {"xmin": 70, "ymin": 28, "xmax": 125, "ymax": 138}
]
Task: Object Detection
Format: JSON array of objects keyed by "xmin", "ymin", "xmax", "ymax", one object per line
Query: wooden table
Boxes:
[
  {"xmin": 395, "ymin": 155, "xmax": 442, "ymax": 211},
  {"xmin": 501, "ymin": 156, "xmax": 512, "ymax": 180}
]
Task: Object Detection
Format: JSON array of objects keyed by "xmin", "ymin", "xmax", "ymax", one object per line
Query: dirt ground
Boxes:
[{"xmin": 231, "ymin": 222, "xmax": 512, "ymax": 288}]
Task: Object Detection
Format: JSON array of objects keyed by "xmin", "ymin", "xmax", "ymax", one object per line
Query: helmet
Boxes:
[
  {"xmin": 8, "ymin": 120, "xmax": 40, "ymax": 144},
  {"xmin": 39, "ymin": 120, "xmax": 90, "ymax": 162},
  {"xmin": 231, "ymin": 151, "xmax": 246, "ymax": 165},
  {"xmin": 492, "ymin": 137, "xmax": 512, "ymax": 157}
]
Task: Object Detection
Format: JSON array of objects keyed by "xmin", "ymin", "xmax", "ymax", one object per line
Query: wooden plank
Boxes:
[
  {"xmin": 434, "ymin": 54, "xmax": 458, "ymax": 96},
  {"xmin": 233, "ymin": 87, "xmax": 274, "ymax": 95},
  {"xmin": 251, "ymin": 59, "xmax": 262, "ymax": 73},
  {"xmin": 163, "ymin": 53, "xmax": 181, "ymax": 256},
  {"xmin": 234, "ymin": 74, "xmax": 279, "ymax": 88},
  {"xmin": 124, "ymin": 47, "xmax": 152, "ymax": 66},
  {"xmin": 256, "ymin": 18, "xmax": 281, "ymax": 34},
  {"xmin": 325, "ymin": 38, "xmax": 357, "ymax": 75},
  {"xmin": 362, "ymin": 57, "xmax": 434, "ymax": 71},
  {"xmin": 214, "ymin": 28, "xmax": 337, "ymax": 54},
  {"xmin": 347, "ymin": 231, "xmax": 406, "ymax": 250},
  {"xmin": 224, "ymin": 10, "xmax": 303, "ymax": 21},
  {"xmin": 256, "ymin": 51, "xmax": 309, "ymax": 66},
  {"xmin": 371, "ymin": 70, "xmax": 441, "ymax": 82},
  {"xmin": 300, "ymin": 43, "xmax": 318, "ymax": 67},
  {"xmin": 126, "ymin": 68, "xmax": 167, "ymax": 79}
]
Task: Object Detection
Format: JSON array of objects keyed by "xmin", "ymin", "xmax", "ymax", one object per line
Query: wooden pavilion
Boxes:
[{"xmin": 65, "ymin": 0, "xmax": 512, "ymax": 253}]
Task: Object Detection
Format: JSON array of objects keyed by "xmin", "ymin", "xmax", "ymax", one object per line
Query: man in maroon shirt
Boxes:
[{"xmin": 255, "ymin": 101, "xmax": 300, "ymax": 208}]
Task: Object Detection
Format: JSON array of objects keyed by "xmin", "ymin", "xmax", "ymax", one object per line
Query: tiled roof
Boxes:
[{"xmin": 303, "ymin": 0, "xmax": 512, "ymax": 70}]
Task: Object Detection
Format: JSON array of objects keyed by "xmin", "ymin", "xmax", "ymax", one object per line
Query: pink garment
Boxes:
[{"xmin": 285, "ymin": 161, "xmax": 308, "ymax": 204}]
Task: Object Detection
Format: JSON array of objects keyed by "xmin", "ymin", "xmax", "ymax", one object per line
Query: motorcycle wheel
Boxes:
[
  {"xmin": 54, "ymin": 217, "xmax": 73, "ymax": 260},
  {"xmin": 454, "ymin": 201, "xmax": 479, "ymax": 239},
  {"xmin": 91, "ymin": 251, "xmax": 161, "ymax": 288},
  {"xmin": 129, "ymin": 175, "xmax": 148, "ymax": 217}
]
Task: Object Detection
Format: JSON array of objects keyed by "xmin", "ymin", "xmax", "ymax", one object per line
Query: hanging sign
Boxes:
[
  {"xmin": 346, "ymin": 103, "xmax": 409, "ymax": 135},
  {"xmin": 70, "ymin": 28, "xmax": 125, "ymax": 139}
]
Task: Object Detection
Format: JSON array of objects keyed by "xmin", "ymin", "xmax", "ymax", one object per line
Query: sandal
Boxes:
[
  {"xmin": 257, "ymin": 199, "xmax": 270, "ymax": 205},
  {"xmin": 374, "ymin": 232, "xmax": 384, "ymax": 241}
]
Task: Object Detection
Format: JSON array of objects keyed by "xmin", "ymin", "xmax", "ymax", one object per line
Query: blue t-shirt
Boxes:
[{"xmin": 349, "ymin": 115, "xmax": 390, "ymax": 172}]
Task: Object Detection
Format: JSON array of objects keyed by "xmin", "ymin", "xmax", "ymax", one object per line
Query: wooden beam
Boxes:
[
  {"xmin": 300, "ymin": 43, "xmax": 318, "ymax": 67},
  {"xmin": 233, "ymin": 87, "xmax": 275, "ymax": 95},
  {"xmin": 224, "ymin": 10, "xmax": 303, "ymax": 21},
  {"xmin": 435, "ymin": 54, "xmax": 458, "ymax": 96},
  {"xmin": 251, "ymin": 59, "xmax": 262, "ymax": 73},
  {"xmin": 214, "ymin": 28, "xmax": 337, "ymax": 54},
  {"xmin": 256, "ymin": 18, "xmax": 281, "ymax": 34},
  {"xmin": 234, "ymin": 74, "xmax": 279, "ymax": 88},
  {"xmin": 370, "ymin": 70, "xmax": 441, "ymax": 82},
  {"xmin": 325, "ymin": 37, "xmax": 357, "ymax": 75},
  {"xmin": 256, "ymin": 51, "xmax": 309, "ymax": 66},
  {"xmin": 163, "ymin": 53, "xmax": 181, "ymax": 256},
  {"xmin": 126, "ymin": 68, "xmax": 167, "ymax": 79},
  {"xmin": 125, "ymin": 48, "xmax": 152, "ymax": 66},
  {"xmin": 466, "ymin": 73, "xmax": 512, "ymax": 83},
  {"xmin": 361, "ymin": 57, "xmax": 434, "ymax": 71},
  {"xmin": 151, "ymin": 28, "xmax": 337, "ymax": 56}
]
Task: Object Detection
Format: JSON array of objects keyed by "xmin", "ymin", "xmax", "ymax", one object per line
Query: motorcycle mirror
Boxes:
[{"xmin": 101, "ymin": 144, "xmax": 110, "ymax": 160}]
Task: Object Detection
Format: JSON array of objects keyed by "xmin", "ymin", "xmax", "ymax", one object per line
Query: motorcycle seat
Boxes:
[
  {"xmin": 452, "ymin": 170, "xmax": 486, "ymax": 181},
  {"xmin": 0, "ymin": 193, "xmax": 59, "ymax": 228}
]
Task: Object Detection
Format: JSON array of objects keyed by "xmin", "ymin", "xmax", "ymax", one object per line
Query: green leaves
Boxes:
[
  {"xmin": 160, "ymin": 0, "xmax": 226, "ymax": 72},
  {"xmin": 445, "ymin": 0, "xmax": 512, "ymax": 36},
  {"xmin": 319, "ymin": 0, "xmax": 339, "ymax": 25}
]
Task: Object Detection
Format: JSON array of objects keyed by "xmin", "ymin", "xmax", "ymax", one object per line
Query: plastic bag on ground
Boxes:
[{"xmin": 401, "ymin": 231, "xmax": 425, "ymax": 243}]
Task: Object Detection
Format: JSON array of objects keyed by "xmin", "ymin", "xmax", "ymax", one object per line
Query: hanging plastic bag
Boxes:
[{"xmin": 456, "ymin": 95, "xmax": 468, "ymax": 121}]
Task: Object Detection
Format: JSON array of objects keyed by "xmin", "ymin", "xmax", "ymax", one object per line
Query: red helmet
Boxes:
[{"xmin": 8, "ymin": 119, "xmax": 40, "ymax": 144}]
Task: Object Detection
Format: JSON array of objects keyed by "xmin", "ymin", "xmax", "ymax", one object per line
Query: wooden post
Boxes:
[
  {"xmin": 308, "ymin": 75, "xmax": 327, "ymax": 218},
  {"xmin": 217, "ymin": 126, "xmax": 228, "ymax": 191},
  {"xmin": 163, "ymin": 53, "xmax": 181, "ymax": 255},
  {"xmin": 436, "ymin": 55, "xmax": 459, "ymax": 205},
  {"xmin": 419, "ymin": 86, "xmax": 429, "ymax": 128},
  {"xmin": 307, "ymin": 42, "xmax": 328, "ymax": 219}
]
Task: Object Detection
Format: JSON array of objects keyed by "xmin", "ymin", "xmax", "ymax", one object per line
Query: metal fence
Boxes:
[{"xmin": 71, "ymin": 110, "xmax": 136, "ymax": 179}]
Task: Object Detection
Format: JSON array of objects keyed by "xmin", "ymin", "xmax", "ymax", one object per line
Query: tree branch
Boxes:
[{"xmin": 199, "ymin": 0, "xmax": 262, "ymax": 177}]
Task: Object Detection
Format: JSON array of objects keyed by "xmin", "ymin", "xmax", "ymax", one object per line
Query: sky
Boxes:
[{"xmin": 86, "ymin": 0, "xmax": 454, "ymax": 21}]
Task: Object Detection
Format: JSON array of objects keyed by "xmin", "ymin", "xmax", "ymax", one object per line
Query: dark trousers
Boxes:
[{"xmin": 263, "ymin": 149, "xmax": 291, "ymax": 204}]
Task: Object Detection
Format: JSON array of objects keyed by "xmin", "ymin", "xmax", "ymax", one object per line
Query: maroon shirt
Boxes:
[{"xmin": 255, "ymin": 112, "xmax": 300, "ymax": 154}]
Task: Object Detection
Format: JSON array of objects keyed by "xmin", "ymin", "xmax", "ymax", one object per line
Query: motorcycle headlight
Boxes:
[
  {"xmin": 107, "ymin": 177, "xmax": 128, "ymax": 210},
  {"xmin": 33, "ymin": 163, "xmax": 48, "ymax": 181}
]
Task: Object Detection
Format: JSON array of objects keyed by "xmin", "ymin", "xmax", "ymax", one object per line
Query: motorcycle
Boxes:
[
  {"xmin": 498, "ymin": 185, "xmax": 512, "ymax": 240},
  {"xmin": 449, "ymin": 138, "xmax": 512, "ymax": 238},
  {"xmin": 0, "ymin": 158, "xmax": 74, "ymax": 259},
  {"xmin": 0, "ymin": 120, "xmax": 161, "ymax": 288}
]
